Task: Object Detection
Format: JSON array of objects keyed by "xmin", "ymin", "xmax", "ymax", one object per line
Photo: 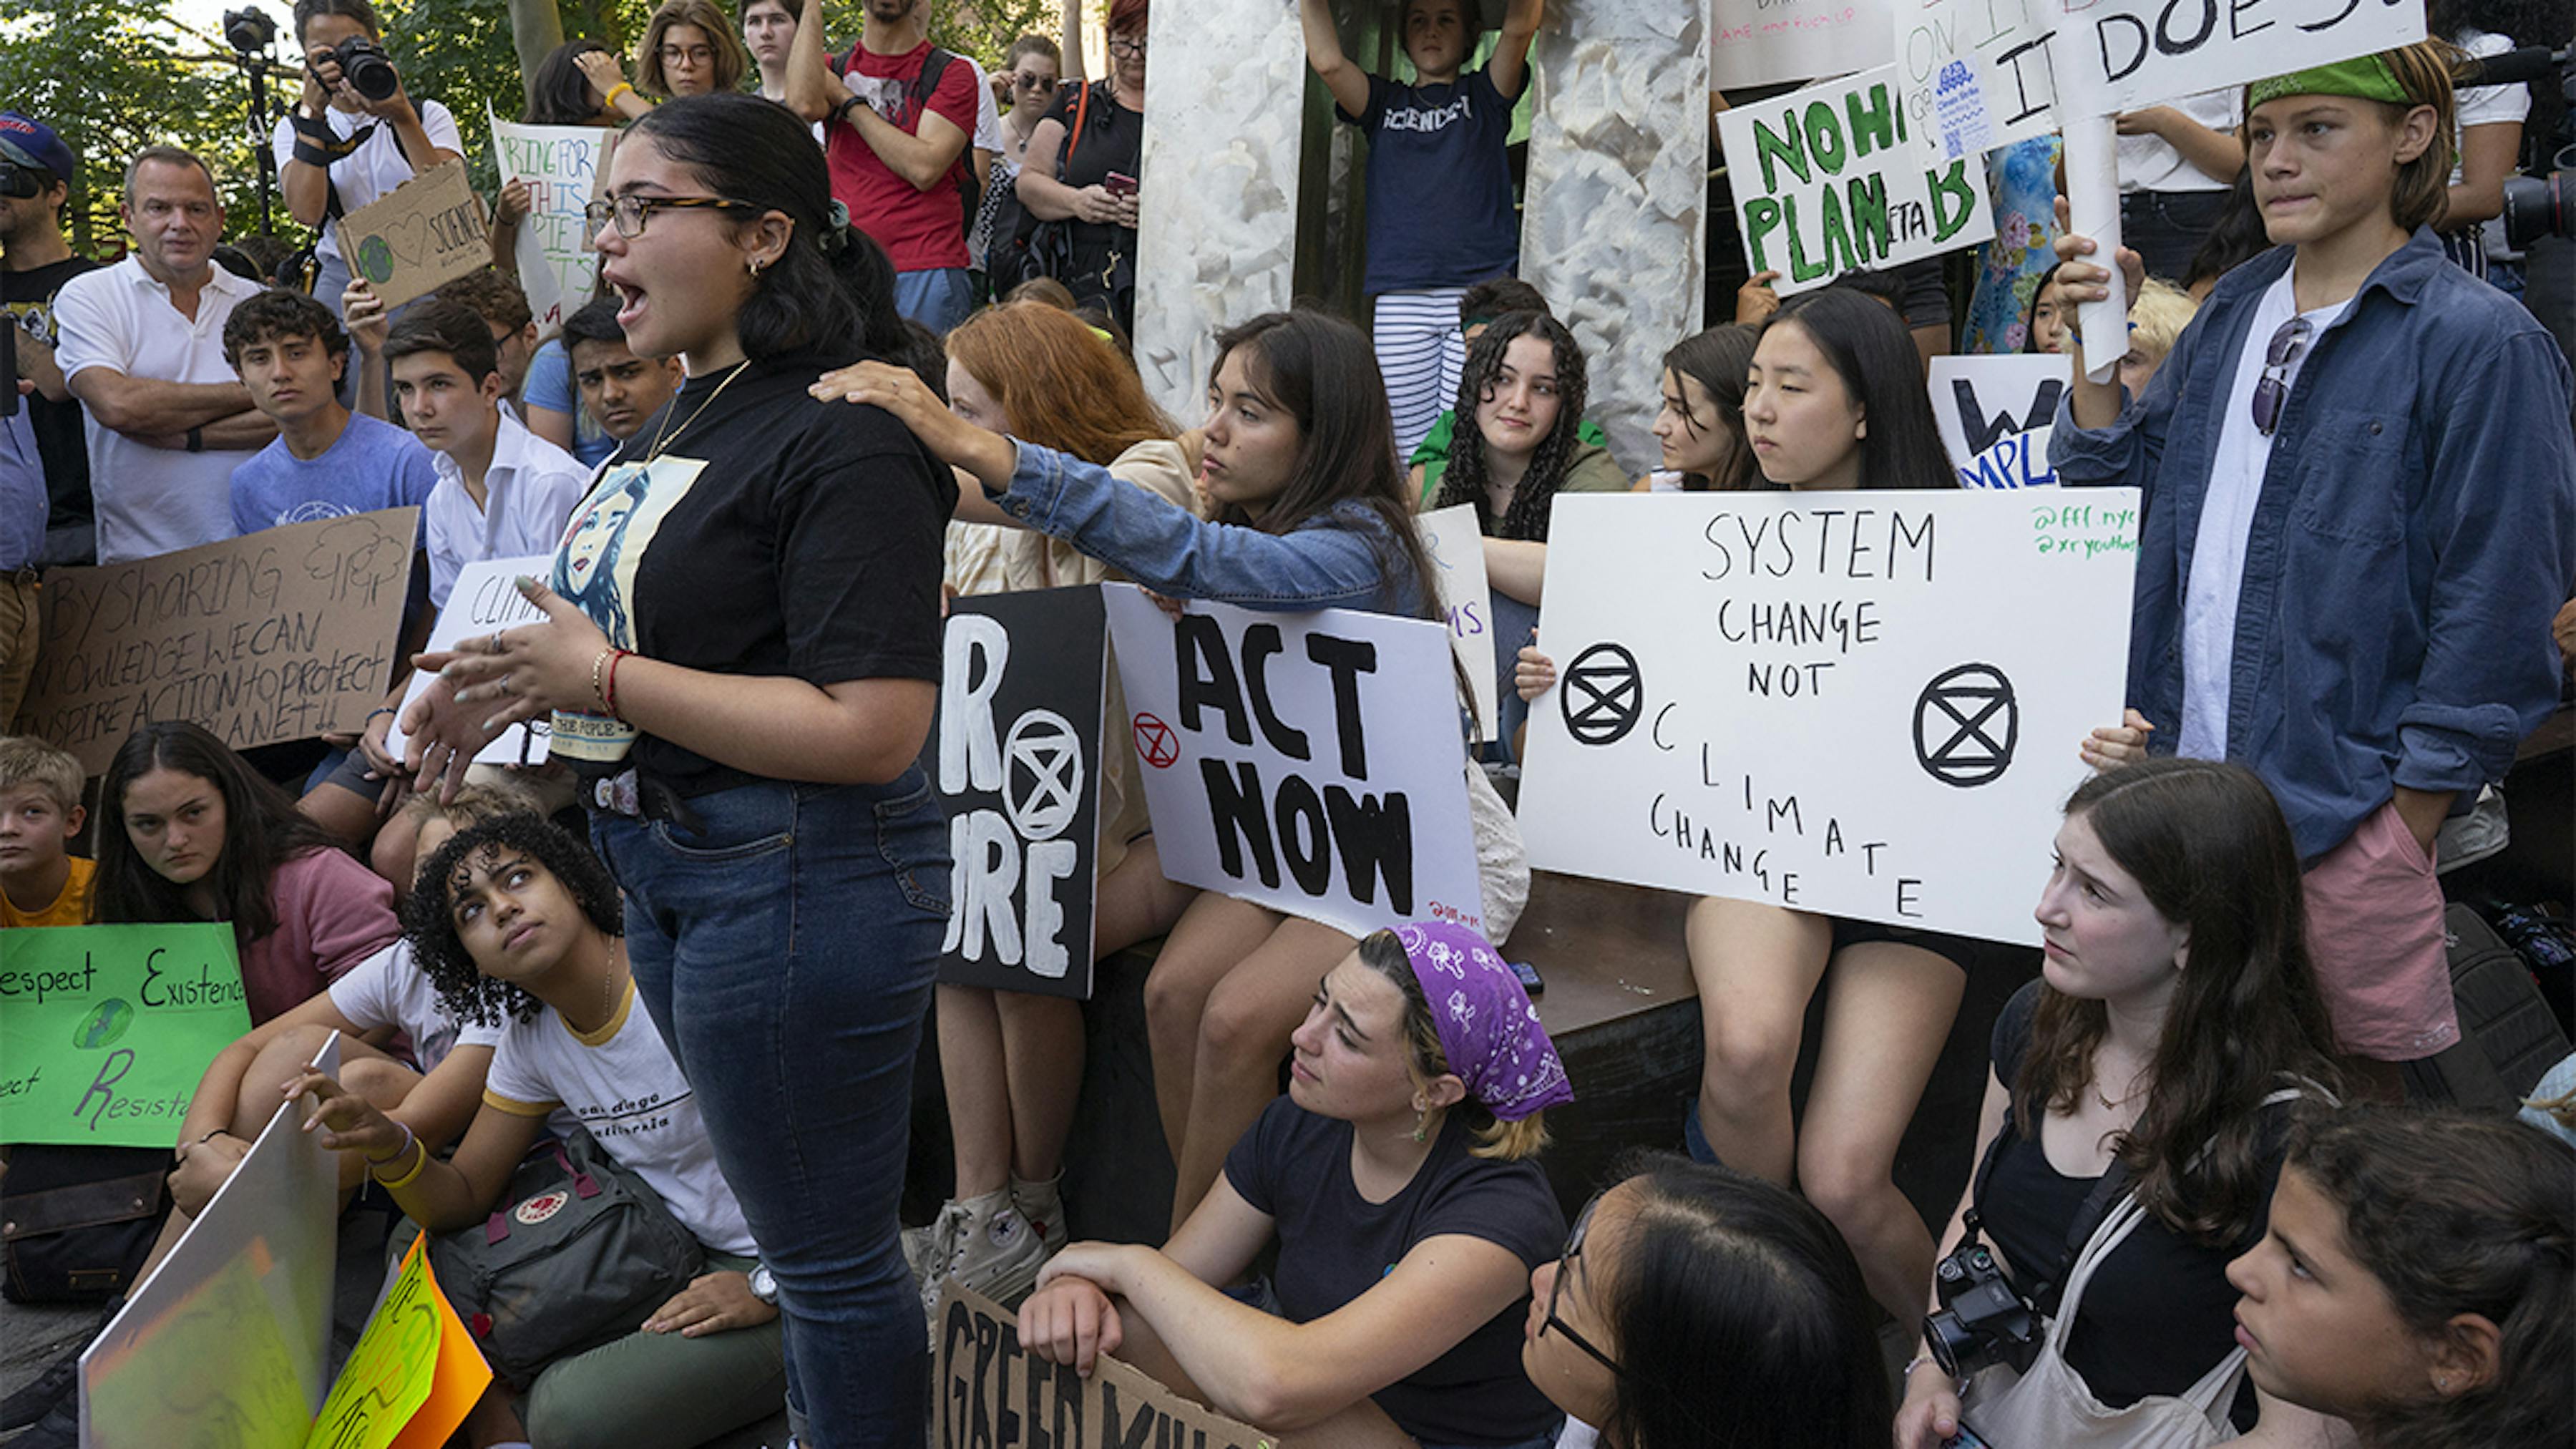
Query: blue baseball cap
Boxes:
[{"xmin": 0, "ymin": 113, "xmax": 76, "ymax": 185}]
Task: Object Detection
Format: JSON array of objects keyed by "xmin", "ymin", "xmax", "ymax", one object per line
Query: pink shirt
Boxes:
[{"xmin": 240, "ymin": 849, "xmax": 401, "ymax": 1025}]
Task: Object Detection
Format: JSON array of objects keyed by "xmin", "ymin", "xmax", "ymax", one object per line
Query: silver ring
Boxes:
[
  {"xmin": 489, "ymin": 630, "xmax": 507, "ymax": 653},
  {"xmin": 496, "ymin": 673, "xmax": 514, "ymax": 697}
]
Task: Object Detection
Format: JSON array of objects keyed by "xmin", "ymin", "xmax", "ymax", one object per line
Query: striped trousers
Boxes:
[{"xmin": 1374, "ymin": 288, "xmax": 1470, "ymax": 460}]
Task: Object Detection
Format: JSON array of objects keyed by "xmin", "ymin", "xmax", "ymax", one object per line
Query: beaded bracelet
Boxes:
[
  {"xmin": 590, "ymin": 647, "xmax": 615, "ymax": 714},
  {"xmin": 605, "ymin": 82, "xmax": 638, "ymax": 108}
]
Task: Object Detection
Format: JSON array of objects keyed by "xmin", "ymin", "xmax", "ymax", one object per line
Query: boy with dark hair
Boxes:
[
  {"xmin": 223, "ymin": 286, "xmax": 435, "ymax": 535},
  {"xmin": 560, "ymin": 295, "xmax": 683, "ymax": 446},
  {"xmin": 432, "ymin": 265, "xmax": 540, "ymax": 406},
  {"xmin": 383, "ymin": 299, "xmax": 589, "ymax": 611},
  {"xmin": 0, "ymin": 734, "xmax": 89, "ymax": 927}
]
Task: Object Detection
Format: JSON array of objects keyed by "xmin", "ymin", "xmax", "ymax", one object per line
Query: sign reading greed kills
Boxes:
[
  {"xmin": 1928, "ymin": 353, "xmax": 2069, "ymax": 472},
  {"xmin": 930, "ymin": 587, "xmax": 1106, "ymax": 1000},
  {"xmin": 1102, "ymin": 586, "xmax": 1485, "ymax": 937},
  {"xmin": 2042, "ymin": 0, "xmax": 2423, "ymax": 118},
  {"xmin": 934, "ymin": 1283, "xmax": 1275, "ymax": 1449},
  {"xmin": 1712, "ymin": 0, "xmax": 1897, "ymax": 89},
  {"xmin": 0, "ymin": 924, "xmax": 253, "ymax": 1148},
  {"xmin": 16, "ymin": 508, "xmax": 416, "ymax": 774},
  {"xmin": 1517, "ymin": 492, "xmax": 2138, "ymax": 945},
  {"xmin": 1717, "ymin": 65, "xmax": 1994, "ymax": 295},
  {"xmin": 386, "ymin": 555, "xmax": 552, "ymax": 770},
  {"xmin": 1418, "ymin": 506, "xmax": 1500, "ymax": 744},
  {"xmin": 491, "ymin": 112, "xmax": 615, "ymax": 331},
  {"xmin": 334, "ymin": 160, "xmax": 489, "ymax": 311}
]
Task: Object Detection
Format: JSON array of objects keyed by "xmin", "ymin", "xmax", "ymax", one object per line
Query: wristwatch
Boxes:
[{"xmin": 748, "ymin": 1264, "xmax": 779, "ymax": 1305}]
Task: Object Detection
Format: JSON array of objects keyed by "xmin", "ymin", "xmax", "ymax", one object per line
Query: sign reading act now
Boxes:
[{"xmin": 0, "ymin": 923, "xmax": 252, "ymax": 1149}]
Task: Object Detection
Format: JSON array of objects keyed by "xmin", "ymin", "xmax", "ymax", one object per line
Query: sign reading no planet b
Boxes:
[
  {"xmin": 930, "ymin": 587, "xmax": 1107, "ymax": 1000},
  {"xmin": 1102, "ymin": 586, "xmax": 1486, "ymax": 939},
  {"xmin": 1517, "ymin": 492, "xmax": 2139, "ymax": 945},
  {"xmin": 0, "ymin": 923, "xmax": 252, "ymax": 1149},
  {"xmin": 16, "ymin": 510, "xmax": 416, "ymax": 774},
  {"xmin": 1718, "ymin": 64, "xmax": 1994, "ymax": 296}
]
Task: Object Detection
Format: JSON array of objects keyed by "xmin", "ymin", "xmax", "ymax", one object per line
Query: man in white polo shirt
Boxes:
[{"xmin": 54, "ymin": 147, "xmax": 273, "ymax": 564}]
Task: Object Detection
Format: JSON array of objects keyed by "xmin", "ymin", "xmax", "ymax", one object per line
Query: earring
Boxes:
[
  {"xmin": 747, "ymin": 256, "xmax": 766, "ymax": 278},
  {"xmin": 1410, "ymin": 1105, "xmax": 1428, "ymax": 1143},
  {"xmin": 2436, "ymin": 1375, "xmax": 2451, "ymax": 1394}
]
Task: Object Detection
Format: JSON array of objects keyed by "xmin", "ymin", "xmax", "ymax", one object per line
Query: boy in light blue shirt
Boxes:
[{"xmin": 224, "ymin": 287, "xmax": 434, "ymax": 535}]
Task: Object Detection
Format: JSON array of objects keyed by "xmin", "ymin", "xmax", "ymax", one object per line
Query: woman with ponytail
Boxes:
[{"xmin": 399, "ymin": 92, "xmax": 955, "ymax": 1449}]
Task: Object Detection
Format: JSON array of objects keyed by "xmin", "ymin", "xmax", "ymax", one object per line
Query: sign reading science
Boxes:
[
  {"xmin": 1517, "ymin": 492, "xmax": 2138, "ymax": 945},
  {"xmin": 1101, "ymin": 586, "xmax": 1485, "ymax": 938}
]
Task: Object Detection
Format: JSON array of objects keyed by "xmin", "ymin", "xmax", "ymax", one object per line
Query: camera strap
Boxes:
[{"xmin": 1968, "ymin": 1107, "xmax": 2134, "ymax": 1319}]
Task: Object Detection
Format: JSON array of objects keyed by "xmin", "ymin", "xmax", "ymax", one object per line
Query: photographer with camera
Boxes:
[
  {"xmin": 274, "ymin": 0, "xmax": 462, "ymax": 316},
  {"xmin": 1895, "ymin": 760, "xmax": 2340, "ymax": 1449}
]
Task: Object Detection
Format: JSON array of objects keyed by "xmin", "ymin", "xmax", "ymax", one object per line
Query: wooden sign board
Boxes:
[
  {"xmin": 335, "ymin": 160, "xmax": 489, "ymax": 310},
  {"xmin": 932, "ymin": 1283, "xmax": 1277, "ymax": 1449}
]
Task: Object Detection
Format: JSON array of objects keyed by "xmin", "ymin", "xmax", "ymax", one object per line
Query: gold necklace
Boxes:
[{"xmin": 645, "ymin": 360, "xmax": 751, "ymax": 462}]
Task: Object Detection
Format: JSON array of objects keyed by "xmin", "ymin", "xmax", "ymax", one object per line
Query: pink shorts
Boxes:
[{"xmin": 2301, "ymin": 799, "xmax": 2459, "ymax": 1061}]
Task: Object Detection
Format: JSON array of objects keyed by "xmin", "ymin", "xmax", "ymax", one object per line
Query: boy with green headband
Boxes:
[{"xmin": 2047, "ymin": 42, "xmax": 2576, "ymax": 1091}]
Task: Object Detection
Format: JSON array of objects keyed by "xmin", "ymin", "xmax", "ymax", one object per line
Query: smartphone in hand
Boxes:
[{"xmin": 1103, "ymin": 171, "xmax": 1139, "ymax": 200}]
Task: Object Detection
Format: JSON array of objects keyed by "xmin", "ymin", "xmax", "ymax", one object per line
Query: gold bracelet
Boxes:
[
  {"xmin": 374, "ymin": 1136, "xmax": 430, "ymax": 1191},
  {"xmin": 605, "ymin": 82, "xmax": 637, "ymax": 107},
  {"xmin": 590, "ymin": 647, "xmax": 615, "ymax": 713}
]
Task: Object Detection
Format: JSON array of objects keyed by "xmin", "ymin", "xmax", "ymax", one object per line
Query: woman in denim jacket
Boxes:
[
  {"xmin": 822, "ymin": 308, "xmax": 1528, "ymax": 1231},
  {"xmin": 2051, "ymin": 44, "xmax": 2576, "ymax": 1088}
]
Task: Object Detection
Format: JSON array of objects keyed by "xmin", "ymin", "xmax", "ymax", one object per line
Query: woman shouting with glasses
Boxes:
[
  {"xmin": 400, "ymin": 92, "xmax": 955, "ymax": 1449},
  {"xmin": 2050, "ymin": 44, "xmax": 2576, "ymax": 1100},
  {"xmin": 1015, "ymin": 923, "xmax": 1571, "ymax": 1449}
]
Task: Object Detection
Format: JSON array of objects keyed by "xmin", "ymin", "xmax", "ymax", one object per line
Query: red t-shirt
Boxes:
[{"xmin": 826, "ymin": 40, "xmax": 978, "ymax": 272}]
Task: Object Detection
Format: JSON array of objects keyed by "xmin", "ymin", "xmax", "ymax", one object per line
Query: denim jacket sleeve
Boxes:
[
  {"xmin": 2049, "ymin": 320, "xmax": 2198, "ymax": 491},
  {"xmin": 2396, "ymin": 329, "xmax": 2576, "ymax": 793},
  {"xmin": 991, "ymin": 440, "xmax": 1395, "ymax": 612}
]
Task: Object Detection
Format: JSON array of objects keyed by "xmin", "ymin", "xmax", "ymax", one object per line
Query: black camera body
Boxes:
[
  {"xmin": 1923, "ymin": 1224, "xmax": 2044, "ymax": 1379},
  {"xmin": 330, "ymin": 36, "xmax": 400, "ymax": 102},
  {"xmin": 222, "ymin": 6, "xmax": 275, "ymax": 54}
]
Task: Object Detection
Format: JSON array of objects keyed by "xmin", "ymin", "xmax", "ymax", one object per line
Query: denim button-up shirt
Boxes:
[
  {"xmin": 992, "ymin": 439, "xmax": 1425, "ymax": 616},
  {"xmin": 2051, "ymin": 230, "xmax": 2576, "ymax": 862}
]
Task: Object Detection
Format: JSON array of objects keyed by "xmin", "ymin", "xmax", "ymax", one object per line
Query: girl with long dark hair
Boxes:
[
  {"xmin": 1636, "ymin": 323, "xmax": 1760, "ymax": 493},
  {"xmin": 820, "ymin": 307, "xmax": 1529, "ymax": 1233},
  {"xmin": 1896, "ymin": 758, "xmax": 2341, "ymax": 1447},
  {"xmin": 92, "ymin": 721, "xmax": 398, "ymax": 1025},
  {"xmin": 400, "ymin": 92, "xmax": 956, "ymax": 1448}
]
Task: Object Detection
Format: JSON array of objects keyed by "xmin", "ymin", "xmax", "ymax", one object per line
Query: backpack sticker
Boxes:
[{"xmin": 514, "ymin": 1189, "xmax": 571, "ymax": 1226}]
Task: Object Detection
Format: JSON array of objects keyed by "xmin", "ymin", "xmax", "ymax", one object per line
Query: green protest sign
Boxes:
[{"xmin": 0, "ymin": 923, "xmax": 251, "ymax": 1148}]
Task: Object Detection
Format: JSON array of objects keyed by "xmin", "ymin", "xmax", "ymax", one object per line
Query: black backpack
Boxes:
[{"xmin": 833, "ymin": 46, "xmax": 980, "ymax": 240}]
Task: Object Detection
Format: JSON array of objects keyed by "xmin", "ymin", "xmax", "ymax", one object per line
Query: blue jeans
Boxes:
[
  {"xmin": 592, "ymin": 771, "xmax": 952, "ymax": 1449},
  {"xmin": 892, "ymin": 266, "xmax": 975, "ymax": 335},
  {"xmin": 2119, "ymin": 188, "xmax": 2230, "ymax": 284}
]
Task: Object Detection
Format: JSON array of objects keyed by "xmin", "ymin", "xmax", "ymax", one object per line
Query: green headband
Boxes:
[{"xmin": 2247, "ymin": 54, "xmax": 2409, "ymax": 110}]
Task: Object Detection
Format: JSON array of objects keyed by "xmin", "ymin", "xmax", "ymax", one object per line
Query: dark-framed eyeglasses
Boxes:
[
  {"xmin": 1107, "ymin": 34, "xmax": 1146, "ymax": 58},
  {"xmin": 584, "ymin": 192, "xmax": 758, "ymax": 239},
  {"xmin": 2249, "ymin": 316, "xmax": 2314, "ymax": 437},
  {"xmin": 658, "ymin": 43, "xmax": 716, "ymax": 67},
  {"xmin": 1541, "ymin": 1191, "xmax": 1622, "ymax": 1377}
]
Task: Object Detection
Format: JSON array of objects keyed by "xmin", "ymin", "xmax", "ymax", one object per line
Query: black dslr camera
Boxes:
[
  {"xmin": 222, "ymin": 6, "xmax": 275, "ymax": 54},
  {"xmin": 1923, "ymin": 1214, "xmax": 2043, "ymax": 1378},
  {"xmin": 329, "ymin": 35, "xmax": 401, "ymax": 102}
]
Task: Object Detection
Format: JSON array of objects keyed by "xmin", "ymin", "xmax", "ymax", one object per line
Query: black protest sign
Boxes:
[{"xmin": 928, "ymin": 587, "xmax": 1107, "ymax": 999}]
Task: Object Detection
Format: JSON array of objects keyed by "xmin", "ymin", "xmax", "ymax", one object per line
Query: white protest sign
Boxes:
[
  {"xmin": 82, "ymin": 1036, "xmax": 341, "ymax": 1448},
  {"xmin": 1957, "ymin": 426, "xmax": 2058, "ymax": 487},
  {"xmin": 2041, "ymin": 0, "xmax": 2424, "ymax": 119},
  {"xmin": 1712, "ymin": 0, "xmax": 1897, "ymax": 89},
  {"xmin": 1928, "ymin": 353, "xmax": 2069, "ymax": 470},
  {"xmin": 1101, "ymin": 585, "xmax": 1485, "ymax": 937},
  {"xmin": 1517, "ymin": 492, "xmax": 2138, "ymax": 945},
  {"xmin": 1418, "ymin": 506, "xmax": 1499, "ymax": 744},
  {"xmin": 386, "ymin": 555, "xmax": 553, "ymax": 768},
  {"xmin": 1717, "ymin": 65, "xmax": 1995, "ymax": 296},
  {"xmin": 490, "ymin": 111, "xmax": 616, "ymax": 332},
  {"xmin": 1894, "ymin": 0, "xmax": 2059, "ymax": 157}
]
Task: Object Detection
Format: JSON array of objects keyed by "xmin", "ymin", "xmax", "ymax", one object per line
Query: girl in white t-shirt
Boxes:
[
  {"xmin": 289, "ymin": 814, "xmax": 786, "ymax": 1449},
  {"xmin": 2435, "ymin": 6, "xmax": 2534, "ymax": 281}
]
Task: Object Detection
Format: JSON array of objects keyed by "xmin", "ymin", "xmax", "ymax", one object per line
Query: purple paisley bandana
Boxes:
[{"xmin": 1395, "ymin": 921, "xmax": 1575, "ymax": 1121}]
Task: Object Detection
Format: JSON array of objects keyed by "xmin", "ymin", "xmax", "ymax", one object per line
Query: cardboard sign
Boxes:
[
  {"xmin": 0, "ymin": 924, "xmax": 253, "ymax": 1149},
  {"xmin": 1718, "ymin": 66, "xmax": 1995, "ymax": 296},
  {"xmin": 16, "ymin": 509, "xmax": 418, "ymax": 774},
  {"xmin": 1418, "ymin": 506, "xmax": 1499, "ymax": 744},
  {"xmin": 1957, "ymin": 426, "xmax": 2059, "ymax": 488},
  {"xmin": 385, "ymin": 555, "xmax": 552, "ymax": 769},
  {"xmin": 490, "ymin": 111, "xmax": 615, "ymax": 332},
  {"xmin": 334, "ymin": 160, "xmax": 489, "ymax": 311},
  {"xmin": 1895, "ymin": 0, "xmax": 2059, "ymax": 158},
  {"xmin": 1928, "ymin": 354, "xmax": 2069, "ymax": 471},
  {"xmin": 1101, "ymin": 586, "xmax": 1486, "ymax": 938},
  {"xmin": 933, "ymin": 1283, "xmax": 1277, "ymax": 1449},
  {"xmin": 2041, "ymin": 0, "xmax": 2424, "ymax": 119},
  {"xmin": 1712, "ymin": 0, "xmax": 1897, "ymax": 89},
  {"xmin": 83, "ymin": 1036, "xmax": 341, "ymax": 1448},
  {"xmin": 1517, "ymin": 492, "xmax": 2138, "ymax": 945},
  {"xmin": 304, "ymin": 1236, "xmax": 492, "ymax": 1449},
  {"xmin": 930, "ymin": 587, "xmax": 1107, "ymax": 1000}
]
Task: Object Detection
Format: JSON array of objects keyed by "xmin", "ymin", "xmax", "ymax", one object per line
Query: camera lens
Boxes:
[
  {"xmin": 1923, "ymin": 1312, "xmax": 1976, "ymax": 1378},
  {"xmin": 335, "ymin": 38, "xmax": 400, "ymax": 101},
  {"xmin": 2501, "ymin": 172, "xmax": 2569, "ymax": 254}
]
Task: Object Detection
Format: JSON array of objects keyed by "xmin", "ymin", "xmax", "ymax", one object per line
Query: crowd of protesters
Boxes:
[{"xmin": 1, "ymin": 4, "xmax": 2574, "ymax": 1449}]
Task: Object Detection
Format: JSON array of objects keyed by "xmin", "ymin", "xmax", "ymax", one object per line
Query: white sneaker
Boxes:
[
  {"xmin": 1010, "ymin": 1174, "xmax": 1067, "ymax": 1267},
  {"xmin": 904, "ymin": 1199, "xmax": 969, "ymax": 1295},
  {"xmin": 940, "ymin": 1187, "xmax": 1048, "ymax": 1307}
]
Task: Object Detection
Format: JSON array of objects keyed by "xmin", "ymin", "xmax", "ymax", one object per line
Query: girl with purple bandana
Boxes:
[{"xmin": 1018, "ymin": 922, "xmax": 1573, "ymax": 1449}]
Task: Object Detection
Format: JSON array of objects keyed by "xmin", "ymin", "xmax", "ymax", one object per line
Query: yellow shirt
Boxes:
[{"xmin": 2, "ymin": 856, "xmax": 94, "ymax": 927}]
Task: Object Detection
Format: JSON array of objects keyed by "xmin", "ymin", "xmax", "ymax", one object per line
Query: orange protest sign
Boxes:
[{"xmin": 306, "ymin": 1235, "xmax": 492, "ymax": 1449}]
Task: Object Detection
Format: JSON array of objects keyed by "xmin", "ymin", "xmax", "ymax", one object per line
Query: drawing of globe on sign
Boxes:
[
  {"xmin": 74, "ymin": 999, "xmax": 135, "ymax": 1050},
  {"xmin": 1004, "ymin": 709, "xmax": 1084, "ymax": 841},
  {"xmin": 356, "ymin": 233, "xmax": 396, "ymax": 284},
  {"xmin": 1914, "ymin": 663, "xmax": 2018, "ymax": 787},
  {"xmin": 1561, "ymin": 643, "xmax": 1643, "ymax": 746}
]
